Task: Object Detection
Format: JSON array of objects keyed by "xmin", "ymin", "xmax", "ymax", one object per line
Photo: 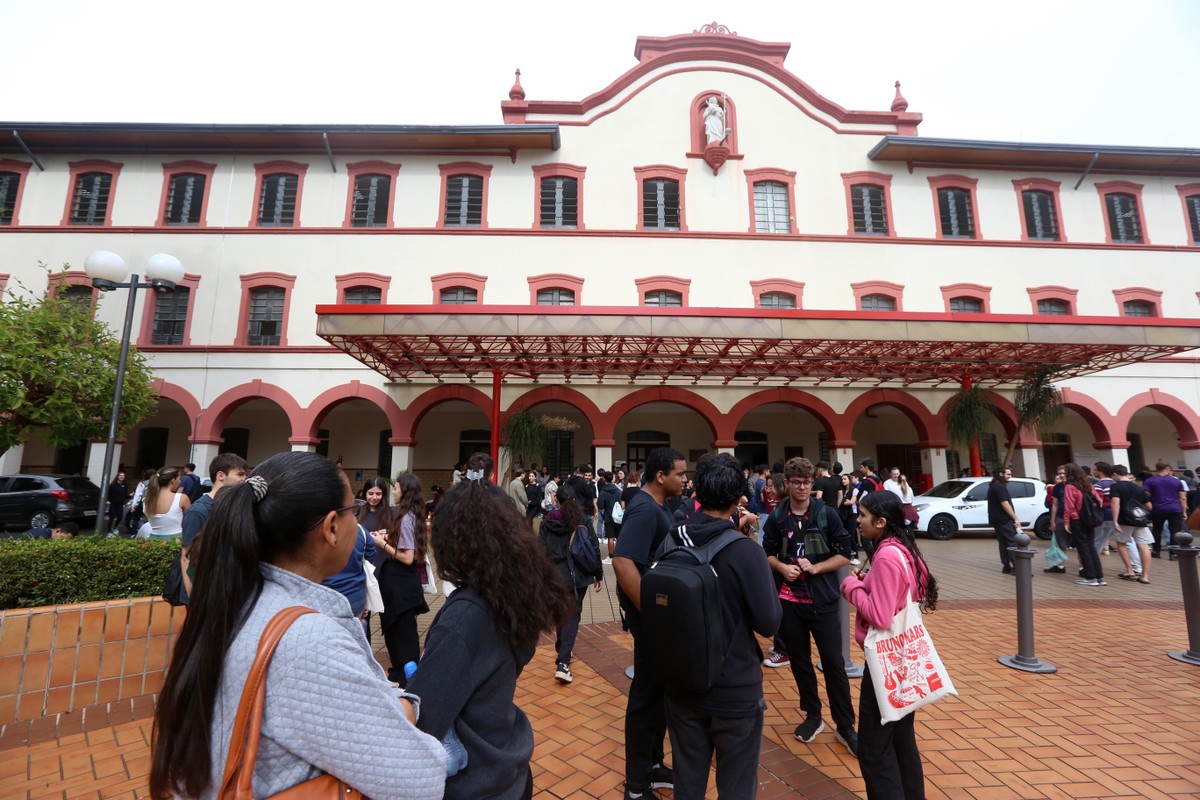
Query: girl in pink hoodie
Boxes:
[{"xmin": 841, "ymin": 490, "xmax": 940, "ymax": 800}]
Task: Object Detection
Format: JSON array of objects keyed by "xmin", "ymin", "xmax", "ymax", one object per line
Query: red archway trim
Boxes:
[
  {"xmin": 599, "ymin": 387, "xmax": 723, "ymax": 441},
  {"xmin": 1058, "ymin": 387, "xmax": 1121, "ymax": 445},
  {"xmin": 726, "ymin": 388, "xmax": 839, "ymax": 439},
  {"xmin": 194, "ymin": 380, "xmax": 305, "ymax": 441},
  {"xmin": 840, "ymin": 389, "xmax": 937, "ymax": 443},
  {"xmin": 1114, "ymin": 389, "xmax": 1200, "ymax": 449},
  {"xmin": 933, "ymin": 391, "xmax": 1020, "ymax": 444},
  {"xmin": 398, "ymin": 385, "xmax": 494, "ymax": 441},
  {"xmin": 301, "ymin": 381, "xmax": 405, "ymax": 440},
  {"xmin": 503, "ymin": 385, "xmax": 603, "ymax": 436},
  {"xmin": 149, "ymin": 379, "xmax": 201, "ymax": 436}
]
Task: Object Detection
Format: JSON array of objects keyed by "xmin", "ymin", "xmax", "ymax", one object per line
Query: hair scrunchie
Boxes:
[
  {"xmin": 247, "ymin": 475, "xmax": 269, "ymax": 503},
  {"xmin": 465, "ymin": 469, "xmax": 485, "ymax": 482}
]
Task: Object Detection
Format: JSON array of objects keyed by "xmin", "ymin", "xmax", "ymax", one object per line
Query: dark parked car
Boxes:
[{"xmin": 0, "ymin": 474, "xmax": 101, "ymax": 531}]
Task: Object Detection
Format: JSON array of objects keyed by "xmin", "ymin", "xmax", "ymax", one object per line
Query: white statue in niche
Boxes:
[{"xmin": 703, "ymin": 96, "xmax": 728, "ymax": 144}]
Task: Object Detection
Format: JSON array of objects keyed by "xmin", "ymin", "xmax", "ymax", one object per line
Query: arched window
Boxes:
[
  {"xmin": 258, "ymin": 173, "xmax": 300, "ymax": 226},
  {"xmin": 1036, "ymin": 298, "xmax": 1070, "ymax": 316},
  {"xmin": 343, "ymin": 285, "xmax": 382, "ymax": 304},
  {"xmin": 151, "ymin": 286, "xmax": 191, "ymax": 344},
  {"xmin": 861, "ymin": 294, "xmax": 896, "ymax": 312},
  {"xmin": 0, "ymin": 168, "xmax": 26, "ymax": 226},
  {"xmin": 752, "ymin": 181, "xmax": 791, "ymax": 234},
  {"xmin": 440, "ymin": 287, "xmax": 478, "ymax": 305},
  {"xmin": 536, "ymin": 288, "xmax": 575, "ymax": 305},
  {"xmin": 1097, "ymin": 181, "xmax": 1147, "ymax": 244},
  {"xmin": 644, "ymin": 289, "xmax": 683, "ymax": 307},
  {"xmin": 350, "ymin": 174, "xmax": 392, "ymax": 227},
  {"xmin": 1122, "ymin": 300, "xmax": 1154, "ymax": 317},
  {"xmin": 759, "ymin": 291, "xmax": 796, "ymax": 309},
  {"xmin": 851, "ymin": 184, "xmax": 889, "ymax": 235},
  {"xmin": 164, "ymin": 173, "xmax": 207, "ymax": 225},
  {"xmin": 70, "ymin": 173, "xmax": 114, "ymax": 225},
  {"xmin": 1020, "ymin": 189, "xmax": 1059, "ymax": 241},
  {"xmin": 949, "ymin": 296, "xmax": 983, "ymax": 313},
  {"xmin": 247, "ymin": 287, "xmax": 286, "ymax": 345}
]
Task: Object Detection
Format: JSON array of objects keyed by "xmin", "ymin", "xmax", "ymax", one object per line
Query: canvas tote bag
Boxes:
[{"xmin": 863, "ymin": 550, "xmax": 957, "ymax": 724}]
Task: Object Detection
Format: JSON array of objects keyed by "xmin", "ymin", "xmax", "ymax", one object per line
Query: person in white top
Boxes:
[
  {"xmin": 146, "ymin": 466, "xmax": 191, "ymax": 540},
  {"xmin": 882, "ymin": 467, "xmax": 906, "ymax": 501}
]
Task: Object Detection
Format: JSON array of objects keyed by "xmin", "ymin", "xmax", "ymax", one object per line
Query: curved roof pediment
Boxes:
[{"xmin": 501, "ymin": 27, "xmax": 922, "ymax": 135}]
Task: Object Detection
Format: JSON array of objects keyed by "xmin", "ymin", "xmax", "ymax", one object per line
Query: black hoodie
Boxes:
[
  {"xmin": 539, "ymin": 509, "xmax": 603, "ymax": 590},
  {"xmin": 657, "ymin": 510, "xmax": 781, "ymax": 717}
]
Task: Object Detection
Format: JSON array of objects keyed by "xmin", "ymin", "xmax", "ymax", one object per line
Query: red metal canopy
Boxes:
[{"xmin": 315, "ymin": 305, "xmax": 1200, "ymax": 387}]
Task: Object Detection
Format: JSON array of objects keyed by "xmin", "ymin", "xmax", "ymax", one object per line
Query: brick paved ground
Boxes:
[{"xmin": 3, "ymin": 537, "xmax": 1199, "ymax": 799}]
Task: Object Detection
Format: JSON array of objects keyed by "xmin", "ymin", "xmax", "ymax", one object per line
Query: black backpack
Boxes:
[
  {"xmin": 1079, "ymin": 486, "xmax": 1104, "ymax": 529},
  {"xmin": 639, "ymin": 527, "xmax": 745, "ymax": 693},
  {"xmin": 1117, "ymin": 493, "xmax": 1150, "ymax": 527},
  {"xmin": 568, "ymin": 525, "xmax": 600, "ymax": 575}
]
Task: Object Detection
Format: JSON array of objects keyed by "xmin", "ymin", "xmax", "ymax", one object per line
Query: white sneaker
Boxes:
[{"xmin": 850, "ymin": 557, "xmax": 862, "ymax": 566}]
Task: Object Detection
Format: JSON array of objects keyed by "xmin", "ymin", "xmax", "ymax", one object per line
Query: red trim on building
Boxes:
[
  {"xmin": 744, "ymin": 168, "xmax": 796, "ymax": 234},
  {"xmin": 0, "ymin": 159, "xmax": 33, "ymax": 226},
  {"xmin": 157, "ymin": 160, "xmax": 217, "ymax": 228},
  {"xmin": 927, "ymin": 174, "xmax": 981, "ymax": 240},
  {"xmin": 1011, "ymin": 177, "xmax": 1067, "ymax": 243},
  {"xmin": 431, "ymin": 272, "xmax": 487, "ymax": 304},
  {"xmin": 249, "ymin": 160, "xmax": 309, "ymax": 228},
  {"xmin": 634, "ymin": 165, "xmax": 689, "ymax": 232},
  {"xmin": 635, "ymin": 275, "xmax": 691, "ymax": 307},
  {"xmin": 300, "ymin": 380, "xmax": 406, "ymax": 441},
  {"xmin": 437, "ymin": 161, "xmax": 493, "ymax": 229},
  {"xmin": 527, "ymin": 273, "xmax": 585, "ymax": 305},
  {"xmin": 1057, "ymin": 388, "xmax": 1123, "ymax": 446},
  {"xmin": 530, "ymin": 162, "xmax": 587, "ymax": 230},
  {"xmin": 1115, "ymin": 389, "xmax": 1200, "ymax": 449},
  {"xmin": 149, "ymin": 379, "xmax": 202, "ymax": 435},
  {"xmin": 193, "ymin": 379, "xmax": 306, "ymax": 442},
  {"xmin": 137, "ymin": 272, "xmax": 201, "ymax": 346},
  {"xmin": 749, "ymin": 278, "xmax": 804, "ymax": 309},
  {"xmin": 851, "ymin": 280, "xmax": 904, "ymax": 312},
  {"xmin": 1113, "ymin": 286, "xmax": 1163, "ymax": 318},
  {"xmin": 61, "ymin": 159, "xmax": 123, "ymax": 227},
  {"xmin": 398, "ymin": 384, "xmax": 494, "ymax": 443},
  {"xmin": 727, "ymin": 388, "xmax": 838, "ymax": 438},
  {"xmin": 598, "ymin": 386, "xmax": 723, "ymax": 441},
  {"xmin": 342, "ymin": 160, "xmax": 402, "ymax": 229},
  {"xmin": 335, "ymin": 272, "xmax": 392, "ymax": 304},
  {"xmin": 840, "ymin": 171, "xmax": 897, "ymax": 238},
  {"xmin": 1175, "ymin": 182, "xmax": 1200, "ymax": 247},
  {"xmin": 842, "ymin": 389, "xmax": 937, "ymax": 444},
  {"xmin": 505, "ymin": 385, "xmax": 604, "ymax": 439},
  {"xmin": 940, "ymin": 283, "xmax": 992, "ymax": 314},
  {"xmin": 1026, "ymin": 285, "xmax": 1079, "ymax": 316},
  {"xmin": 236, "ymin": 272, "xmax": 297, "ymax": 346},
  {"xmin": 51, "ymin": 269, "xmax": 98, "ymax": 313},
  {"xmin": 1095, "ymin": 180, "xmax": 1150, "ymax": 245}
]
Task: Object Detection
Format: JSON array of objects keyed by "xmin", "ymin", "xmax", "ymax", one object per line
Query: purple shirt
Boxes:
[{"xmin": 1143, "ymin": 475, "xmax": 1186, "ymax": 514}]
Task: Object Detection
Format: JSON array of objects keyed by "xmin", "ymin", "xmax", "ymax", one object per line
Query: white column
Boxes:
[
  {"xmin": 390, "ymin": 444, "xmax": 414, "ymax": 477},
  {"xmin": 86, "ymin": 441, "xmax": 121, "ymax": 486},
  {"xmin": 834, "ymin": 445, "xmax": 856, "ymax": 475},
  {"xmin": 920, "ymin": 447, "xmax": 949, "ymax": 490},
  {"xmin": 0, "ymin": 443, "xmax": 25, "ymax": 474},
  {"xmin": 593, "ymin": 445, "xmax": 614, "ymax": 471},
  {"xmin": 1016, "ymin": 447, "xmax": 1042, "ymax": 480},
  {"xmin": 715, "ymin": 446, "xmax": 735, "ymax": 456},
  {"xmin": 188, "ymin": 442, "xmax": 222, "ymax": 476},
  {"xmin": 1096, "ymin": 447, "xmax": 1129, "ymax": 468},
  {"xmin": 290, "ymin": 440, "xmax": 317, "ymax": 453}
]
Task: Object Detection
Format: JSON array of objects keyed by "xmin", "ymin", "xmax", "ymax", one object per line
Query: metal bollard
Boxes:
[
  {"xmin": 817, "ymin": 564, "xmax": 864, "ymax": 679},
  {"xmin": 998, "ymin": 532, "xmax": 1057, "ymax": 673},
  {"xmin": 1167, "ymin": 531, "xmax": 1200, "ymax": 667}
]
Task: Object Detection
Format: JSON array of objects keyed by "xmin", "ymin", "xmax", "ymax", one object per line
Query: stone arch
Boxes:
[
  {"xmin": 839, "ymin": 389, "xmax": 938, "ymax": 443},
  {"xmin": 397, "ymin": 385, "xmax": 494, "ymax": 442},
  {"xmin": 194, "ymin": 380, "xmax": 305, "ymax": 441},
  {"xmin": 150, "ymin": 379, "xmax": 201, "ymax": 438},
  {"xmin": 300, "ymin": 381, "xmax": 405, "ymax": 441},
  {"xmin": 597, "ymin": 387, "xmax": 722, "ymax": 442},
  {"xmin": 503, "ymin": 385, "xmax": 603, "ymax": 435},
  {"xmin": 1058, "ymin": 387, "xmax": 1122, "ymax": 446},
  {"xmin": 1115, "ymin": 389, "xmax": 1200, "ymax": 449},
  {"xmin": 727, "ymin": 389, "xmax": 839, "ymax": 439}
]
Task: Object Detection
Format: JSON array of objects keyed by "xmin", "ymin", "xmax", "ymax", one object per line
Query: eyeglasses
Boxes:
[
  {"xmin": 335, "ymin": 499, "xmax": 367, "ymax": 514},
  {"xmin": 787, "ymin": 479, "xmax": 814, "ymax": 488}
]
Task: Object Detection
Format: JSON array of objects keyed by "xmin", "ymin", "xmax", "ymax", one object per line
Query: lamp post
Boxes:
[{"xmin": 84, "ymin": 250, "xmax": 183, "ymax": 532}]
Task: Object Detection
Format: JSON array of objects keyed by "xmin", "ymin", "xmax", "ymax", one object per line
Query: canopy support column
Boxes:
[
  {"xmin": 490, "ymin": 370, "xmax": 502, "ymax": 483},
  {"xmin": 963, "ymin": 376, "xmax": 983, "ymax": 477}
]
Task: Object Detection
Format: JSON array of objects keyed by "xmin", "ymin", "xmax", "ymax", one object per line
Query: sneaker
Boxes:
[
  {"xmin": 850, "ymin": 557, "xmax": 862, "ymax": 566},
  {"xmin": 1101, "ymin": 548, "xmax": 1111, "ymax": 555},
  {"xmin": 649, "ymin": 763, "xmax": 673, "ymax": 790},
  {"xmin": 1001, "ymin": 565, "xmax": 1014, "ymax": 574},
  {"xmin": 602, "ymin": 556, "xmax": 612, "ymax": 564},
  {"xmin": 1074, "ymin": 578, "xmax": 1099, "ymax": 585},
  {"xmin": 1094, "ymin": 579, "xmax": 1107, "ymax": 586},
  {"xmin": 835, "ymin": 727, "xmax": 859, "ymax": 758},
  {"xmin": 794, "ymin": 716, "xmax": 825, "ymax": 743},
  {"xmin": 554, "ymin": 662, "xmax": 573, "ymax": 684},
  {"xmin": 623, "ymin": 789, "xmax": 658, "ymax": 800},
  {"xmin": 1043, "ymin": 565, "xmax": 1066, "ymax": 573},
  {"xmin": 764, "ymin": 651, "xmax": 791, "ymax": 668}
]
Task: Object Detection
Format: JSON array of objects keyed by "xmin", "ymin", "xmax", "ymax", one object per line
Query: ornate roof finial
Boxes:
[
  {"xmin": 694, "ymin": 21, "xmax": 736, "ymax": 35},
  {"xmin": 891, "ymin": 80, "xmax": 908, "ymax": 113},
  {"xmin": 509, "ymin": 69, "xmax": 526, "ymax": 101}
]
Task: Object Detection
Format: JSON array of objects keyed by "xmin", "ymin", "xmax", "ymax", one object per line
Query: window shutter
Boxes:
[
  {"xmin": 258, "ymin": 174, "xmax": 298, "ymax": 226},
  {"xmin": 539, "ymin": 177, "xmax": 578, "ymax": 228},
  {"xmin": 536, "ymin": 288, "xmax": 575, "ymax": 305},
  {"xmin": 1122, "ymin": 300, "xmax": 1153, "ymax": 317},
  {"xmin": 151, "ymin": 287, "xmax": 190, "ymax": 344},
  {"xmin": 851, "ymin": 184, "xmax": 888, "ymax": 235},
  {"xmin": 759, "ymin": 291, "xmax": 796, "ymax": 309},
  {"xmin": 351, "ymin": 174, "xmax": 391, "ymax": 227},
  {"xmin": 1036, "ymin": 299, "xmax": 1069, "ymax": 316},
  {"xmin": 247, "ymin": 286, "xmax": 285, "ymax": 345},
  {"xmin": 642, "ymin": 178, "xmax": 680, "ymax": 230},
  {"xmin": 1105, "ymin": 193, "xmax": 1142, "ymax": 243},
  {"xmin": 440, "ymin": 287, "xmax": 478, "ymax": 304},
  {"xmin": 644, "ymin": 289, "xmax": 683, "ymax": 306},
  {"xmin": 753, "ymin": 181, "xmax": 791, "ymax": 233},
  {"xmin": 71, "ymin": 172, "xmax": 113, "ymax": 225},
  {"xmin": 1021, "ymin": 190, "xmax": 1059, "ymax": 240},
  {"xmin": 949, "ymin": 296, "xmax": 983, "ymax": 313},
  {"xmin": 165, "ymin": 173, "xmax": 205, "ymax": 225},
  {"xmin": 344, "ymin": 286, "xmax": 382, "ymax": 304},
  {"xmin": 861, "ymin": 294, "xmax": 896, "ymax": 312},
  {"xmin": 445, "ymin": 175, "xmax": 483, "ymax": 226},
  {"xmin": 937, "ymin": 188, "xmax": 974, "ymax": 238},
  {"xmin": 1185, "ymin": 195, "xmax": 1200, "ymax": 243},
  {"xmin": 0, "ymin": 172, "xmax": 21, "ymax": 225}
]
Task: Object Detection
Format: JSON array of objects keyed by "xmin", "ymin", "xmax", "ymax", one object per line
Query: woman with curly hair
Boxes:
[
  {"xmin": 408, "ymin": 477, "xmax": 575, "ymax": 800},
  {"xmin": 371, "ymin": 474, "xmax": 429, "ymax": 686},
  {"xmin": 840, "ymin": 490, "xmax": 940, "ymax": 800},
  {"xmin": 538, "ymin": 482, "xmax": 603, "ymax": 685}
]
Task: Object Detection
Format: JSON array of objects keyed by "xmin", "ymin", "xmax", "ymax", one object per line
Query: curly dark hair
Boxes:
[
  {"xmin": 393, "ymin": 473, "xmax": 428, "ymax": 564},
  {"xmin": 431, "ymin": 479, "xmax": 574, "ymax": 650},
  {"xmin": 859, "ymin": 490, "xmax": 939, "ymax": 612}
]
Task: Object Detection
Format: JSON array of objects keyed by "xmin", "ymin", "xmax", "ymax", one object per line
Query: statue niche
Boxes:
[{"xmin": 689, "ymin": 92, "xmax": 740, "ymax": 175}]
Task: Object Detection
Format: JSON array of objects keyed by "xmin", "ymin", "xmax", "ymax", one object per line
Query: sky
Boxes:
[{"xmin": 3, "ymin": 0, "xmax": 1198, "ymax": 147}]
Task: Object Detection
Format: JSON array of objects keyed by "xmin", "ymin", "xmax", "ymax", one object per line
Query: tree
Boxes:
[
  {"xmin": 500, "ymin": 406, "xmax": 549, "ymax": 480},
  {"xmin": 1000, "ymin": 368, "xmax": 1064, "ymax": 472},
  {"xmin": 944, "ymin": 380, "xmax": 995, "ymax": 476},
  {"xmin": 0, "ymin": 266, "xmax": 158, "ymax": 457}
]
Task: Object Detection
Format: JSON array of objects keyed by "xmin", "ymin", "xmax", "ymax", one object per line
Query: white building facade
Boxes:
[{"xmin": 2, "ymin": 27, "xmax": 1199, "ymax": 492}]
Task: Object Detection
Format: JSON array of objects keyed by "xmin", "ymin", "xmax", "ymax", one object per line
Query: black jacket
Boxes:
[
  {"xmin": 539, "ymin": 510, "xmax": 603, "ymax": 590},
  {"xmin": 598, "ymin": 482, "xmax": 621, "ymax": 520},
  {"xmin": 660, "ymin": 510, "xmax": 781, "ymax": 716}
]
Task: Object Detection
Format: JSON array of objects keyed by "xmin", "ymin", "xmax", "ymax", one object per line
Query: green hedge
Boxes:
[{"xmin": 0, "ymin": 537, "xmax": 178, "ymax": 609}]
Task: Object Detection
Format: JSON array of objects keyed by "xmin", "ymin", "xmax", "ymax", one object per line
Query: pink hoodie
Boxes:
[{"xmin": 840, "ymin": 538, "xmax": 928, "ymax": 646}]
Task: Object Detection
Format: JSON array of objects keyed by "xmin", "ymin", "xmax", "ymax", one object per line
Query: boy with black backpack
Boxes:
[
  {"xmin": 761, "ymin": 456, "xmax": 858, "ymax": 758},
  {"xmin": 641, "ymin": 453, "xmax": 780, "ymax": 800}
]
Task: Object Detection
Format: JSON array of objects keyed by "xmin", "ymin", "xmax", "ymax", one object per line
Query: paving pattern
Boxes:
[{"xmin": 2, "ymin": 538, "xmax": 1198, "ymax": 799}]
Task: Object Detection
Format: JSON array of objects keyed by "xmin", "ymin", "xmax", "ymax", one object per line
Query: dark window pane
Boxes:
[
  {"xmin": 1105, "ymin": 193, "xmax": 1142, "ymax": 243},
  {"xmin": 59, "ymin": 284, "xmax": 93, "ymax": 311},
  {"xmin": 71, "ymin": 172, "xmax": 112, "ymax": 225},
  {"xmin": 642, "ymin": 178, "xmax": 680, "ymax": 230},
  {"xmin": 258, "ymin": 173, "xmax": 298, "ymax": 226},
  {"xmin": 861, "ymin": 293, "xmax": 895, "ymax": 312},
  {"xmin": 344, "ymin": 286, "xmax": 382, "ymax": 304},
  {"xmin": 851, "ymin": 184, "xmax": 888, "ymax": 235},
  {"xmin": 753, "ymin": 181, "xmax": 790, "ymax": 233},
  {"xmin": 445, "ymin": 175, "xmax": 483, "ymax": 226},
  {"xmin": 1037, "ymin": 299, "xmax": 1070, "ymax": 316},
  {"xmin": 1123, "ymin": 300, "xmax": 1154, "ymax": 317},
  {"xmin": 937, "ymin": 187, "xmax": 974, "ymax": 238},
  {"xmin": 1185, "ymin": 195, "xmax": 1200, "ymax": 243},
  {"xmin": 165, "ymin": 173, "xmax": 206, "ymax": 225},
  {"xmin": 949, "ymin": 296, "xmax": 983, "ymax": 313},
  {"xmin": 536, "ymin": 288, "xmax": 575, "ymax": 305},
  {"xmin": 440, "ymin": 287, "xmax": 478, "ymax": 304},
  {"xmin": 0, "ymin": 171, "xmax": 21, "ymax": 225},
  {"xmin": 351, "ymin": 174, "xmax": 391, "ymax": 227},
  {"xmin": 644, "ymin": 289, "xmax": 682, "ymax": 306},
  {"xmin": 152, "ymin": 286, "xmax": 190, "ymax": 344},
  {"xmin": 760, "ymin": 291, "xmax": 796, "ymax": 309},
  {"xmin": 1021, "ymin": 190, "xmax": 1059, "ymax": 240},
  {"xmin": 247, "ymin": 286, "xmax": 285, "ymax": 345},
  {"xmin": 539, "ymin": 176, "xmax": 578, "ymax": 228}
]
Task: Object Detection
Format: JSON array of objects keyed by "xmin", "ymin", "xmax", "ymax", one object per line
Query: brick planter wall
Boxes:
[{"xmin": 0, "ymin": 596, "xmax": 185, "ymax": 725}]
